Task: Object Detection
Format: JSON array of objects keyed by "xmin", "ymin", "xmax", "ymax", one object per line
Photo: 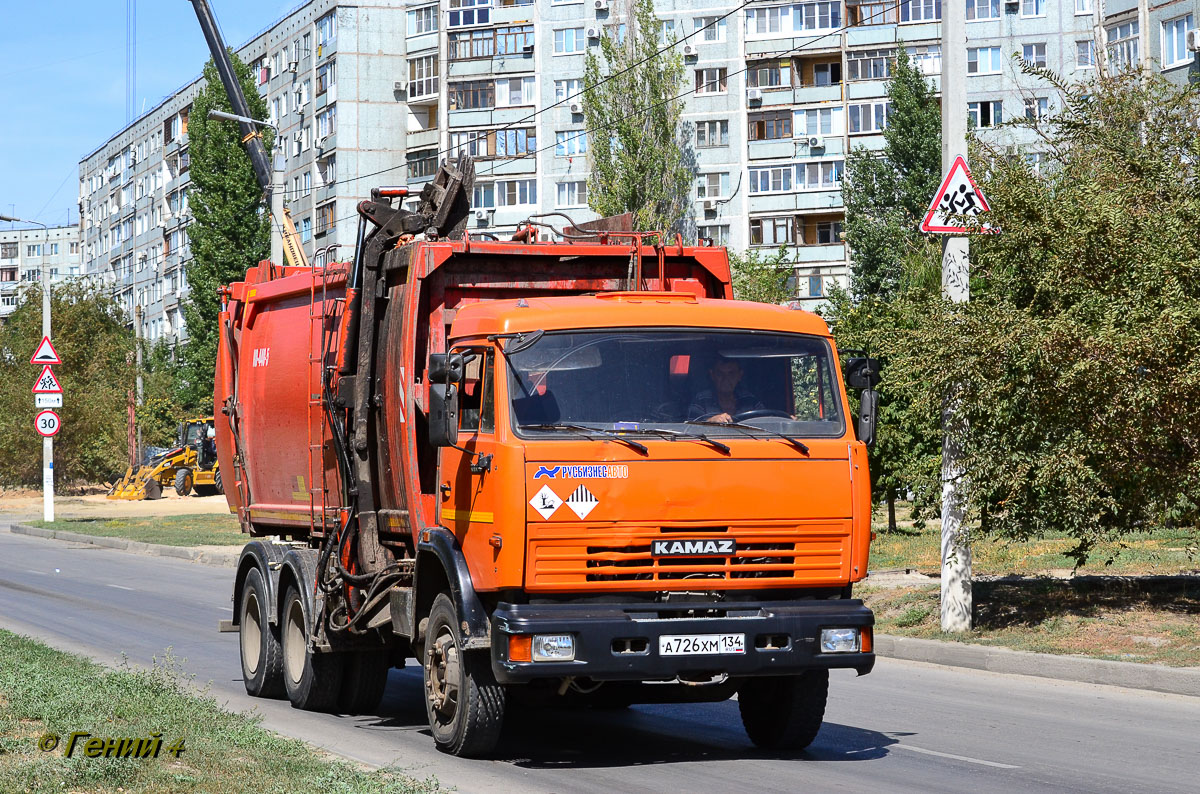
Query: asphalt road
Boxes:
[{"xmin": 2, "ymin": 527, "xmax": 1197, "ymax": 793}]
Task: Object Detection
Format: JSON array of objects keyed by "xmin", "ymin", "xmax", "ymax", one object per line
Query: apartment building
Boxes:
[
  {"xmin": 77, "ymin": 0, "xmax": 408, "ymax": 345},
  {"xmin": 0, "ymin": 226, "xmax": 82, "ymax": 320}
]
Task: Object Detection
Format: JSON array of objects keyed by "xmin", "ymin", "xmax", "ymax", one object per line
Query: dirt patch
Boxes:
[{"xmin": 0, "ymin": 491, "xmax": 231, "ymax": 521}]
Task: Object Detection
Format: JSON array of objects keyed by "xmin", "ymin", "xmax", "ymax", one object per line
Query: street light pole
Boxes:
[{"xmin": 1, "ymin": 214, "xmax": 53, "ymax": 522}]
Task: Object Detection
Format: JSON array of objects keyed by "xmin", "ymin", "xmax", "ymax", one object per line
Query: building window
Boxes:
[
  {"xmin": 847, "ymin": 49, "xmax": 895, "ymax": 81},
  {"xmin": 795, "ymin": 2, "xmax": 842, "ymax": 31},
  {"xmin": 1106, "ymin": 21, "xmax": 1139, "ymax": 71},
  {"xmin": 449, "ymin": 80, "xmax": 495, "ymax": 110},
  {"xmin": 26, "ymin": 244, "xmax": 42, "ymax": 257},
  {"xmin": 847, "ymin": 0, "xmax": 898, "ymax": 25},
  {"xmin": 1024, "ymin": 97, "xmax": 1049, "ymax": 120},
  {"xmin": 797, "ymin": 106, "xmax": 845, "ymax": 136},
  {"xmin": 749, "ymin": 217, "xmax": 794, "ymax": 246},
  {"xmin": 813, "ymin": 62, "xmax": 842, "ymax": 85},
  {"xmin": 407, "ymin": 4, "xmax": 438, "ymax": 36},
  {"xmin": 498, "ymin": 179, "xmax": 536, "ymax": 206},
  {"xmin": 316, "ymin": 11, "xmax": 337, "ymax": 49},
  {"xmin": 407, "ymin": 149, "xmax": 438, "ymax": 180},
  {"xmin": 1, "ymin": 243, "xmax": 16, "ymax": 259},
  {"xmin": 473, "ymin": 183, "xmax": 496, "ymax": 209},
  {"xmin": 497, "ymin": 24, "xmax": 534, "ymax": 54},
  {"xmin": 449, "ymin": 0, "xmax": 491, "ymax": 28},
  {"xmin": 966, "ymin": 0, "xmax": 999, "ymax": 21},
  {"xmin": 909, "ymin": 44, "xmax": 942, "ymax": 75},
  {"xmin": 968, "ymin": 46, "xmax": 1003, "ymax": 74},
  {"xmin": 316, "ymin": 203, "xmax": 335, "ymax": 235},
  {"xmin": 1022, "ymin": 43, "xmax": 1047, "ymax": 68},
  {"xmin": 900, "ymin": 0, "xmax": 941, "ymax": 23},
  {"xmin": 745, "ymin": 6, "xmax": 785, "ymax": 35},
  {"xmin": 799, "ymin": 160, "xmax": 844, "ymax": 189},
  {"xmin": 449, "ymin": 30, "xmax": 494, "ymax": 60},
  {"xmin": 1020, "ymin": 0, "xmax": 1044, "ymax": 17},
  {"xmin": 1162, "ymin": 15, "xmax": 1195, "ymax": 69},
  {"xmin": 697, "ymin": 225, "xmax": 730, "ymax": 245},
  {"xmin": 554, "ymin": 78, "xmax": 582, "ymax": 103},
  {"xmin": 556, "ymin": 181, "xmax": 587, "ymax": 207},
  {"xmin": 749, "ymin": 110, "xmax": 793, "ymax": 140},
  {"xmin": 814, "ymin": 220, "xmax": 844, "ymax": 244},
  {"xmin": 968, "ymin": 100, "xmax": 1003, "ymax": 128},
  {"xmin": 1077, "ymin": 40, "xmax": 1096, "ymax": 68},
  {"xmin": 848, "ymin": 101, "xmax": 891, "ymax": 133},
  {"xmin": 695, "ymin": 68, "xmax": 728, "ymax": 94},
  {"xmin": 450, "ymin": 128, "xmax": 537, "ymax": 158},
  {"xmin": 408, "ymin": 56, "xmax": 437, "ymax": 98},
  {"xmin": 317, "ymin": 60, "xmax": 336, "ymax": 96},
  {"xmin": 697, "ymin": 172, "xmax": 730, "ymax": 199},
  {"xmin": 318, "ymin": 155, "xmax": 336, "ymax": 186},
  {"xmin": 696, "ymin": 119, "xmax": 730, "ymax": 147},
  {"xmin": 808, "ymin": 275, "xmax": 824, "ymax": 298},
  {"xmin": 554, "ymin": 28, "xmax": 586, "ymax": 54},
  {"xmin": 747, "ymin": 61, "xmax": 792, "ymax": 88},
  {"xmin": 70, "ymin": 242, "xmax": 80, "ymax": 255},
  {"xmin": 316, "ymin": 105, "xmax": 336, "ymax": 139},
  {"xmin": 497, "ymin": 76, "xmax": 535, "ymax": 107},
  {"xmin": 749, "ymin": 165, "xmax": 794, "ymax": 194},
  {"xmin": 299, "ymin": 217, "xmax": 312, "ymax": 243},
  {"xmin": 1075, "ymin": 0, "xmax": 1092, "ymax": 13},
  {"xmin": 555, "ymin": 130, "xmax": 588, "ymax": 156},
  {"xmin": 694, "ymin": 15, "xmax": 728, "ymax": 41}
]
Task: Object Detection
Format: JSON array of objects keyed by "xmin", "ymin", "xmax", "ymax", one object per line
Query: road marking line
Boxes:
[
  {"xmin": 107, "ymin": 584, "xmax": 135, "ymax": 591},
  {"xmin": 894, "ymin": 743, "xmax": 1020, "ymax": 769},
  {"xmin": 26, "ymin": 569, "xmax": 47, "ymax": 575}
]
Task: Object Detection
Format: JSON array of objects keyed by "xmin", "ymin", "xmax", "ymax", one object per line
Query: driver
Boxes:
[{"xmin": 688, "ymin": 356, "xmax": 764, "ymax": 424}]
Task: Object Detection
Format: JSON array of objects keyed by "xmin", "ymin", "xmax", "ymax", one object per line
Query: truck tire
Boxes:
[
  {"xmin": 281, "ymin": 582, "xmax": 344, "ymax": 712},
  {"xmin": 737, "ymin": 669, "xmax": 829, "ymax": 750},
  {"xmin": 214, "ymin": 468, "xmax": 224, "ymax": 495},
  {"xmin": 239, "ymin": 566, "xmax": 284, "ymax": 698},
  {"xmin": 144, "ymin": 478, "xmax": 162, "ymax": 500},
  {"xmin": 423, "ymin": 593, "xmax": 506, "ymax": 757},
  {"xmin": 174, "ymin": 468, "xmax": 193, "ymax": 497},
  {"xmin": 338, "ymin": 650, "xmax": 392, "ymax": 714}
]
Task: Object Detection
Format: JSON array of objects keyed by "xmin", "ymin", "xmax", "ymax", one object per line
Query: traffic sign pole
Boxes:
[{"xmin": 41, "ymin": 253, "xmax": 53, "ymax": 524}]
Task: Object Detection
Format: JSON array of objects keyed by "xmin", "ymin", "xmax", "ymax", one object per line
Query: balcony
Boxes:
[
  {"xmin": 793, "ymin": 243, "xmax": 845, "ymax": 264},
  {"xmin": 408, "ymin": 78, "xmax": 439, "ymax": 104},
  {"xmin": 748, "ymin": 139, "xmax": 796, "ymax": 161}
]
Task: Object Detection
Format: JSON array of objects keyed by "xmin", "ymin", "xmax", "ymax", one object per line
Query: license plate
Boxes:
[{"xmin": 658, "ymin": 633, "xmax": 745, "ymax": 656}]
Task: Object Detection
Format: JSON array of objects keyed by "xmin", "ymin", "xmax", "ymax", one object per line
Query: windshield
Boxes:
[{"xmin": 507, "ymin": 329, "xmax": 845, "ymax": 437}]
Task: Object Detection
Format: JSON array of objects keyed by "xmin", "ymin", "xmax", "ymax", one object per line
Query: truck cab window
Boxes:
[{"xmin": 458, "ymin": 349, "xmax": 494, "ymax": 433}]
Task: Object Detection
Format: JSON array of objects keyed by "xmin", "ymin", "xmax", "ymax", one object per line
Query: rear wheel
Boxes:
[
  {"xmin": 423, "ymin": 593, "xmax": 506, "ymax": 757},
  {"xmin": 281, "ymin": 582, "xmax": 344, "ymax": 711},
  {"xmin": 174, "ymin": 468, "xmax": 193, "ymax": 497},
  {"xmin": 338, "ymin": 650, "xmax": 393, "ymax": 714},
  {"xmin": 737, "ymin": 670, "xmax": 829, "ymax": 750},
  {"xmin": 239, "ymin": 567, "xmax": 284, "ymax": 698},
  {"xmin": 214, "ymin": 468, "xmax": 224, "ymax": 495}
]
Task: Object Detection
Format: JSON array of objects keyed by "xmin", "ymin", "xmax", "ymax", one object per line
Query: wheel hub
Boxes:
[{"xmin": 426, "ymin": 630, "xmax": 461, "ymax": 718}]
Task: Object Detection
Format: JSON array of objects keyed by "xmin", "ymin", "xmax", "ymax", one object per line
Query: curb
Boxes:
[
  {"xmin": 9, "ymin": 522, "xmax": 1198, "ymax": 698},
  {"xmin": 874, "ymin": 634, "xmax": 1200, "ymax": 698},
  {"xmin": 9, "ymin": 523, "xmax": 240, "ymax": 568}
]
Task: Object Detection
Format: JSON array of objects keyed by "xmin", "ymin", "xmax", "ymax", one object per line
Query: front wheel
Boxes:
[
  {"xmin": 281, "ymin": 583, "xmax": 344, "ymax": 712},
  {"xmin": 737, "ymin": 669, "xmax": 828, "ymax": 750},
  {"xmin": 423, "ymin": 593, "xmax": 506, "ymax": 757},
  {"xmin": 174, "ymin": 468, "xmax": 193, "ymax": 497}
]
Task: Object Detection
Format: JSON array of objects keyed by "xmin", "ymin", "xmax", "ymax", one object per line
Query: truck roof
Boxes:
[{"xmin": 450, "ymin": 292, "xmax": 833, "ymax": 339}]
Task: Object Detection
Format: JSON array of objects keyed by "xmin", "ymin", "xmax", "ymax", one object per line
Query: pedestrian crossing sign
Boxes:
[{"xmin": 921, "ymin": 155, "xmax": 993, "ymax": 234}]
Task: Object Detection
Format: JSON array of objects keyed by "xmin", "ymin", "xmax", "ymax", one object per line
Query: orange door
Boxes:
[{"xmin": 438, "ymin": 348, "xmax": 499, "ymax": 563}]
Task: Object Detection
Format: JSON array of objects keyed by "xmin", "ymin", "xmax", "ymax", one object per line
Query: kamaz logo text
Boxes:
[
  {"xmin": 252, "ymin": 348, "xmax": 270, "ymax": 367},
  {"xmin": 651, "ymin": 539, "xmax": 737, "ymax": 557}
]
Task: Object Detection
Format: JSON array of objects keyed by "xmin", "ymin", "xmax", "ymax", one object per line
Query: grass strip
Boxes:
[
  {"xmin": 0, "ymin": 630, "xmax": 442, "ymax": 794},
  {"xmin": 30, "ymin": 514, "xmax": 245, "ymax": 547}
]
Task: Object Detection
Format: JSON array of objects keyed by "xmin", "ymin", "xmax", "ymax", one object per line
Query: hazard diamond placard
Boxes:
[
  {"xmin": 30, "ymin": 335, "xmax": 61, "ymax": 366},
  {"xmin": 32, "ymin": 365, "xmax": 62, "ymax": 394},
  {"xmin": 920, "ymin": 155, "xmax": 993, "ymax": 234}
]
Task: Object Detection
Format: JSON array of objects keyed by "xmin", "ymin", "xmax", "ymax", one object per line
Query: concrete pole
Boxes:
[
  {"xmin": 271, "ymin": 154, "xmax": 285, "ymax": 267},
  {"xmin": 940, "ymin": 0, "xmax": 972, "ymax": 632},
  {"xmin": 134, "ymin": 305, "xmax": 143, "ymax": 464},
  {"xmin": 41, "ymin": 226, "xmax": 54, "ymax": 523}
]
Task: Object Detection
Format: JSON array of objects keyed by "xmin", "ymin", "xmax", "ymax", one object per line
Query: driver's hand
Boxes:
[{"xmin": 710, "ymin": 412, "xmax": 733, "ymax": 424}]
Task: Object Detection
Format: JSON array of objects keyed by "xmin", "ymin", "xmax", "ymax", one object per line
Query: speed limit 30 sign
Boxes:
[{"xmin": 35, "ymin": 410, "xmax": 61, "ymax": 437}]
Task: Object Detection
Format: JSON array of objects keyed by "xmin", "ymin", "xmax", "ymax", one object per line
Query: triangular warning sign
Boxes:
[
  {"xmin": 32, "ymin": 365, "xmax": 62, "ymax": 394},
  {"xmin": 921, "ymin": 155, "xmax": 993, "ymax": 234},
  {"xmin": 30, "ymin": 336, "xmax": 61, "ymax": 365}
]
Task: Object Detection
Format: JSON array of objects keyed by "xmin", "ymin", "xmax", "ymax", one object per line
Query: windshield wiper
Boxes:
[
  {"xmin": 684, "ymin": 419, "xmax": 810, "ymax": 456},
  {"xmin": 518, "ymin": 423, "xmax": 649, "ymax": 455},
  {"xmin": 620, "ymin": 426, "xmax": 731, "ymax": 455}
]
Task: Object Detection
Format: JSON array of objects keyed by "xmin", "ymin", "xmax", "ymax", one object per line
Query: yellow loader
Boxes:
[{"xmin": 106, "ymin": 417, "xmax": 222, "ymax": 500}]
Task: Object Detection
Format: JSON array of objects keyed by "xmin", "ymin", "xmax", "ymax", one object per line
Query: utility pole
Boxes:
[
  {"xmin": 940, "ymin": 0, "xmax": 972, "ymax": 632},
  {"xmin": 134, "ymin": 305, "xmax": 144, "ymax": 464}
]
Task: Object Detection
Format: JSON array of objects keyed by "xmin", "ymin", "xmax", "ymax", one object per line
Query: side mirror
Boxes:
[
  {"xmin": 429, "ymin": 383, "xmax": 459, "ymax": 448},
  {"xmin": 177, "ymin": 422, "xmax": 186, "ymax": 446},
  {"xmin": 857, "ymin": 388, "xmax": 879, "ymax": 449},
  {"xmin": 845, "ymin": 357, "xmax": 881, "ymax": 390},
  {"xmin": 429, "ymin": 353, "xmax": 465, "ymax": 384}
]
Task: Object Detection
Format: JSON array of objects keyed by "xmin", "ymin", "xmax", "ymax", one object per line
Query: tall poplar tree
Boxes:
[{"xmin": 582, "ymin": 0, "xmax": 691, "ymax": 232}]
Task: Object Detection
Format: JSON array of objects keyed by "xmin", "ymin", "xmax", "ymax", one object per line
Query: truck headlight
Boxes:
[
  {"xmin": 532, "ymin": 634, "xmax": 575, "ymax": 662},
  {"xmin": 820, "ymin": 628, "xmax": 861, "ymax": 653}
]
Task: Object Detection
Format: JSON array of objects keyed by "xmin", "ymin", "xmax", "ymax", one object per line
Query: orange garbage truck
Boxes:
[{"xmin": 216, "ymin": 159, "xmax": 880, "ymax": 757}]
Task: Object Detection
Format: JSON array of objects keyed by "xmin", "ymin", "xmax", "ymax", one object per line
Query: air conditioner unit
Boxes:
[
  {"xmin": 701, "ymin": 199, "xmax": 716, "ymax": 211},
  {"xmin": 807, "ymin": 136, "xmax": 823, "ymax": 148},
  {"xmin": 522, "ymin": 43, "xmax": 535, "ymax": 54},
  {"xmin": 474, "ymin": 209, "xmax": 489, "ymax": 221},
  {"xmin": 1188, "ymin": 29, "xmax": 1200, "ymax": 52},
  {"xmin": 315, "ymin": 135, "xmax": 327, "ymax": 149},
  {"xmin": 393, "ymin": 81, "xmax": 404, "ymax": 92},
  {"xmin": 586, "ymin": 27, "xmax": 602, "ymax": 39},
  {"xmin": 287, "ymin": 60, "xmax": 299, "ymax": 73},
  {"xmin": 569, "ymin": 101, "xmax": 583, "ymax": 114},
  {"xmin": 746, "ymin": 87, "xmax": 763, "ymax": 101},
  {"xmin": 593, "ymin": 0, "xmax": 609, "ymax": 9},
  {"xmin": 682, "ymin": 44, "xmax": 698, "ymax": 56}
]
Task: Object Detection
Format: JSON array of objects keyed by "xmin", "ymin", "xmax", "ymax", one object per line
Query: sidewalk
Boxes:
[{"xmin": 9, "ymin": 522, "xmax": 1200, "ymax": 699}]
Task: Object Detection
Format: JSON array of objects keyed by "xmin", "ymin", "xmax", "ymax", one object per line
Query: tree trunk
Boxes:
[{"xmin": 887, "ymin": 489, "xmax": 897, "ymax": 533}]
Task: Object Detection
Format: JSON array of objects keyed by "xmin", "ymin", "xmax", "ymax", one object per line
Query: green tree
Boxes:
[
  {"xmin": 583, "ymin": 0, "xmax": 691, "ymax": 232},
  {"xmin": 0, "ymin": 284, "xmax": 134, "ymax": 487},
  {"xmin": 842, "ymin": 47, "xmax": 941, "ymax": 301},
  {"xmin": 179, "ymin": 54, "xmax": 272, "ymax": 412},
  {"xmin": 729, "ymin": 246, "xmax": 793, "ymax": 304}
]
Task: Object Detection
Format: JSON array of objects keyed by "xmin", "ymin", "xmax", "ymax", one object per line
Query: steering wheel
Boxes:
[{"xmin": 732, "ymin": 408, "xmax": 792, "ymax": 421}]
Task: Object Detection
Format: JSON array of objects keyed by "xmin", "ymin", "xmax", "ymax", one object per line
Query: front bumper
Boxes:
[{"xmin": 491, "ymin": 599, "xmax": 874, "ymax": 684}]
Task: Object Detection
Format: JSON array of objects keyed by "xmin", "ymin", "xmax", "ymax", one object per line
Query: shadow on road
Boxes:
[{"xmin": 361, "ymin": 667, "xmax": 898, "ymax": 768}]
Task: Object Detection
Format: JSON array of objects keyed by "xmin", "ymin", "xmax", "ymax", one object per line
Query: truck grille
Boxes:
[{"xmin": 526, "ymin": 523, "xmax": 851, "ymax": 592}]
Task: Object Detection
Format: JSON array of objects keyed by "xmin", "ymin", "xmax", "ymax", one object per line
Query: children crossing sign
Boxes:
[
  {"xmin": 921, "ymin": 155, "xmax": 993, "ymax": 234},
  {"xmin": 32, "ymin": 365, "xmax": 63, "ymax": 394}
]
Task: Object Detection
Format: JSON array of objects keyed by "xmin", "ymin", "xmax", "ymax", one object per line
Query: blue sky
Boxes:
[{"xmin": 0, "ymin": 1, "xmax": 297, "ymax": 229}]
